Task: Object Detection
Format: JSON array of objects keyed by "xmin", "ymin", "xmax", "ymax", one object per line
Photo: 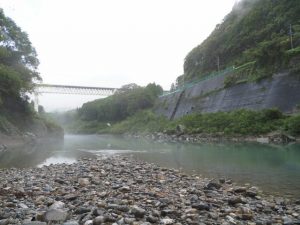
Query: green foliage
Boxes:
[
  {"xmin": 182, "ymin": 0, "xmax": 300, "ymax": 83},
  {"xmin": 78, "ymin": 83, "xmax": 163, "ymax": 122},
  {"xmin": 283, "ymin": 114, "xmax": 300, "ymax": 135},
  {"xmin": 107, "ymin": 110, "xmax": 169, "ymax": 134},
  {"xmin": 175, "ymin": 109, "xmax": 285, "ymax": 135},
  {"xmin": 0, "ymin": 9, "xmax": 61, "ymax": 137},
  {"xmin": 64, "ymin": 104, "xmax": 300, "ymax": 137},
  {"xmin": 0, "ymin": 8, "xmax": 40, "ymax": 118}
]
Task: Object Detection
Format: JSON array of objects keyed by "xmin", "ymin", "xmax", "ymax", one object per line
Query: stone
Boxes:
[
  {"xmin": 18, "ymin": 203, "xmax": 29, "ymax": 209},
  {"xmin": 74, "ymin": 207, "xmax": 90, "ymax": 214},
  {"xmin": 226, "ymin": 215, "xmax": 237, "ymax": 225},
  {"xmin": 93, "ymin": 216, "xmax": 105, "ymax": 225},
  {"xmin": 23, "ymin": 222, "xmax": 47, "ymax": 225},
  {"xmin": 161, "ymin": 218, "xmax": 175, "ymax": 224},
  {"xmin": 131, "ymin": 205, "xmax": 146, "ymax": 218},
  {"xmin": 233, "ymin": 186, "xmax": 247, "ymax": 193},
  {"xmin": 205, "ymin": 181, "xmax": 222, "ymax": 190},
  {"xmin": 228, "ymin": 197, "xmax": 245, "ymax": 205},
  {"xmin": 146, "ymin": 215, "xmax": 159, "ymax": 223},
  {"xmin": 119, "ymin": 186, "xmax": 131, "ymax": 192},
  {"xmin": 0, "ymin": 219, "xmax": 9, "ymax": 225},
  {"xmin": 62, "ymin": 221, "xmax": 79, "ymax": 225},
  {"xmin": 49, "ymin": 201, "xmax": 65, "ymax": 209},
  {"xmin": 64, "ymin": 194, "xmax": 78, "ymax": 201},
  {"xmin": 44, "ymin": 209, "xmax": 68, "ymax": 222},
  {"xmin": 83, "ymin": 220, "xmax": 93, "ymax": 225},
  {"xmin": 191, "ymin": 202, "xmax": 210, "ymax": 211},
  {"xmin": 78, "ymin": 178, "xmax": 90, "ymax": 186}
]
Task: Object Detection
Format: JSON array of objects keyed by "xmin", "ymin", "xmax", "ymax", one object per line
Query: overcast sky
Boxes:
[{"xmin": 0, "ymin": 0, "xmax": 237, "ymax": 111}]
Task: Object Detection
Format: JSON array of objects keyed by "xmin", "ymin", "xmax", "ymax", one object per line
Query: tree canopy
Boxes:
[
  {"xmin": 182, "ymin": 0, "xmax": 300, "ymax": 83},
  {"xmin": 0, "ymin": 9, "xmax": 40, "ymax": 113},
  {"xmin": 78, "ymin": 83, "xmax": 163, "ymax": 122}
]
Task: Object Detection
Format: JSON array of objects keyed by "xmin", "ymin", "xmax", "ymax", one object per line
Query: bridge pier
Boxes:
[{"xmin": 33, "ymin": 92, "xmax": 39, "ymax": 112}]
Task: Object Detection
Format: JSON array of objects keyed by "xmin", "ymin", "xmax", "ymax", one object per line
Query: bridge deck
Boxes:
[{"xmin": 35, "ymin": 84, "xmax": 119, "ymax": 96}]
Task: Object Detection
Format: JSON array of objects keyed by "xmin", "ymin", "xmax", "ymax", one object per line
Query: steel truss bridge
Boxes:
[
  {"xmin": 33, "ymin": 83, "xmax": 119, "ymax": 111},
  {"xmin": 35, "ymin": 84, "xmax": 118, "ymax": 96}
]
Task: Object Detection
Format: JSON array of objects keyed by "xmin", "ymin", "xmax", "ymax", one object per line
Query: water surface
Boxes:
[{"xmin": 1, "ymin": 134, "xmax": 300, "ymax": 198}]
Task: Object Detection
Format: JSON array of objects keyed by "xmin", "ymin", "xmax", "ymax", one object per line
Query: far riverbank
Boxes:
[{"xmin": 125, "ymin": 131, "xmax": 300, "ymax": 145}]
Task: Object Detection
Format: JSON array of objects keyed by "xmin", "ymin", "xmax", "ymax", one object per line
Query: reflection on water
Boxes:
[{"xmin": 1, "ymin": 134, "xmax": 300, "ymax": 198}]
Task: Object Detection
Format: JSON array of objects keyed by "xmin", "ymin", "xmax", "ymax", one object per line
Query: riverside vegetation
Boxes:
[
  {"xmin": 0, "ymin": 9, "xmax": 63, "ymax": 146},
  {"xmin": 49, "ymin": 84, "xmax": 300, "ymax": 142}
]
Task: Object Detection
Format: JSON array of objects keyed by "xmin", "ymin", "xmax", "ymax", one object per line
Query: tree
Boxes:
[{"xmin": 0, "ymin": 8, "xmax": 40, "ymax": 113}]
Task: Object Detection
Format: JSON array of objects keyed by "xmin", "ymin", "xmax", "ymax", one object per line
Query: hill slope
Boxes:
[
  {"xmin": 0, "ymin": 9, "xmax": 63, "ymax": 146},
  {"xmin": 180, "ymin": 0, "xmax": 300, "ymax": 85}
]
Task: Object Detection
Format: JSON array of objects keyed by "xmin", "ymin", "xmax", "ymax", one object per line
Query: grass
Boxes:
[{"xmin": 69, "ymin": 108, "xmax": 300, "ymax": 137}]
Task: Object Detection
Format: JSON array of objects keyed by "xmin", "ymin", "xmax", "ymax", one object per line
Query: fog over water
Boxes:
[{"xmin": 2, "ymin": 134, "xmax": 300, "ymax": 198}]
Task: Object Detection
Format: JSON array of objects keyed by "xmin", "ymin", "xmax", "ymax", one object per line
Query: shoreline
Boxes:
[
  {"xmin": 0, "ymin": 155, "xmax": 299, "ymax": 225},
  {"xmin": 125, "ymin": 132, "xmax": 300, "ymax": 145},
  {"xmin": 0, "ymin": 133, "xmax": 63, "ymax": 151}
]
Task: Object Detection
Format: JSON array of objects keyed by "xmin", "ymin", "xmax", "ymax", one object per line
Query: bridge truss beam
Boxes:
[{"xmin": 35, "ymin": 84, "xmax": 118, "ymax": 96}]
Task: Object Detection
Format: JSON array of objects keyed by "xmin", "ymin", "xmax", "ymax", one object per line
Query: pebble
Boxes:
[{"xmin": 0, "ymin": 155, "xmax": 298, "ymax": 224}]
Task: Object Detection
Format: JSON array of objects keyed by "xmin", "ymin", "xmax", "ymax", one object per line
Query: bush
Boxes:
[{"xmin": 284, "ymin": 114, "xmax": 300, "ymax": 135}]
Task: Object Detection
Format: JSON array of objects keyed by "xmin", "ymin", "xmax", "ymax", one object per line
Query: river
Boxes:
[{"xmin": 1, "ymin": 134, "xmax": 300, "ymax": 198}]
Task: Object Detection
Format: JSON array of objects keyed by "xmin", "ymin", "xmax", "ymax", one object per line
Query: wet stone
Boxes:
[
  {"xmin": 0, "ymin": 155, "xmax": 298, "ymax": 225},
  {"xmin": 44, "ymin": 209, "xmax": 68, "ymax": 222},
  {"xmin": 131, "ymin": 206, "xmax": 146, "ymax": 218}
]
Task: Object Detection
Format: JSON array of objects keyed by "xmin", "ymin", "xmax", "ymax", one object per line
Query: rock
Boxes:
[
  {"xmin": 131, "ymin": 205, "xmax": 146, "ymax": 218},
  {"xmin": 74, "ymin": 207, "xmax": 90, "ymax": 214},
  {"xmin": 228, "ymin": 197, "xmax": 245, "ymax": 205},
  {"xmin": 191, "ymin": 202, "xmax": 210, "ymax": 211},
  {"xmin": 78, "ymin": 178, "xmax": 90, "ymax": 186},
  {"xmin": 0, "ymin": 219, "xmax": 9, "ymax": 225},
  {"xmin": 0, "ymin": 154, "xmax": 297, "ymax": 225},
  {"xmin": 49, "ymin": 201, "xmax": 65, "ymax": 209},
  {"xmin": 36, "ymin": 211, "xmax": 46, "ymax": 221},
  {"xmin": 219, "ymin": 178, "xmax": 226, "ymax": 184},
  {"xmin": 226, "ymin": 215, "xmax": 237, "ymax": 225},
  {"xmin": 62, "ymin": 221, "xmax": 79, "ymax": 225},
  {"xmin": 233, "ymin": 186, "xmax": 247, "ymax": 193},
  {"xmin": 282, "ymin": 216, "xmax": 294, "ymax": 224},
  {"xmin": 23, "ymin": 222, "xmax": 47, "ymax": 225},
  {"xmin": 119, "ymin": 186, "xmax": 130, "ymax": 192},
  {"xmin": 44, "ymin": 209, "xmax": 68, "ymax": 222},
  {"xmin": 205, "ymin": 181, "xmax": 222, "ymax": 190},
  {"xmin": 83, "ymin": 220, "xmax": 93, "ymax": 225},
  {"xmin": 160, "ymin": 218, "xmax": 174, "ymax": 224},
  {"xmin": 107, "ymin": 204, "xmax": 129, "ymax": 212},
  {"xmin": 146, "ymin": 215, "xmax": 159, "ymax": 223},
  {"xmin": 54, "ymin": 178, "xmax": 66, "ymax": 184},
  {"xmin": 18, "ymin": 203, "xmax": 29, "ymax": 209},
  {"xmin": 64, "ymin": 194, "xmax": 78, "ymax": 201},
  {"xmin": 93, "ymin": 216, "xmax": 105, "ymax": 225}
]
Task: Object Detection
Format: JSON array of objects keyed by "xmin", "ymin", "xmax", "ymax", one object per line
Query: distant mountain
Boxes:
[{"xmin": 180, "ymin": 0, "xmax": 300, "ymax": 85}]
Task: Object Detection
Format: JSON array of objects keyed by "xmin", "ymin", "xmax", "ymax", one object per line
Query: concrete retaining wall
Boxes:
[{"xmin": 156, "ymin": 72, "xmax": 300, "ymax": 119}]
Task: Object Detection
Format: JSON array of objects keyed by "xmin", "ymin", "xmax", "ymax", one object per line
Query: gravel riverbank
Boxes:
[{"xmin": 0, "ymin": 155, "xmax": 299, "ymax": 225}]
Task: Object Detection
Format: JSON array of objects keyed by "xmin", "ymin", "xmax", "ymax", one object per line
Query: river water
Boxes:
[{"xmin": 1, "ymin": 134, "xmax": 300, "ymax": 198}]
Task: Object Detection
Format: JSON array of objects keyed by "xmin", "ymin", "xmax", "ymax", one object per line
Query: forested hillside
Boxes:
[
  {"xmin": 60, "ymin": 83, "xmax": 163, "ymax": 133},
  {"xmin": 180, "ymin": 0, "xmax": 300, "ymax": 85},
  {"xmin": 0, "ymin": 9, "xmax": 39, "ymax": 118},
  {"xmin": 0, "ymin": 9, "xmax": 62, "ymax": 138}
]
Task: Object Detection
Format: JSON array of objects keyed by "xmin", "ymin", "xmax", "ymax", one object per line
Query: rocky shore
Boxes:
[
  {"xmin": 0, "ymin": 155, "xmax": 300, "ymax": 225},
  {"xmin": 127, "ymin": 131, "xmax": 299, "ymax": 145}
]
